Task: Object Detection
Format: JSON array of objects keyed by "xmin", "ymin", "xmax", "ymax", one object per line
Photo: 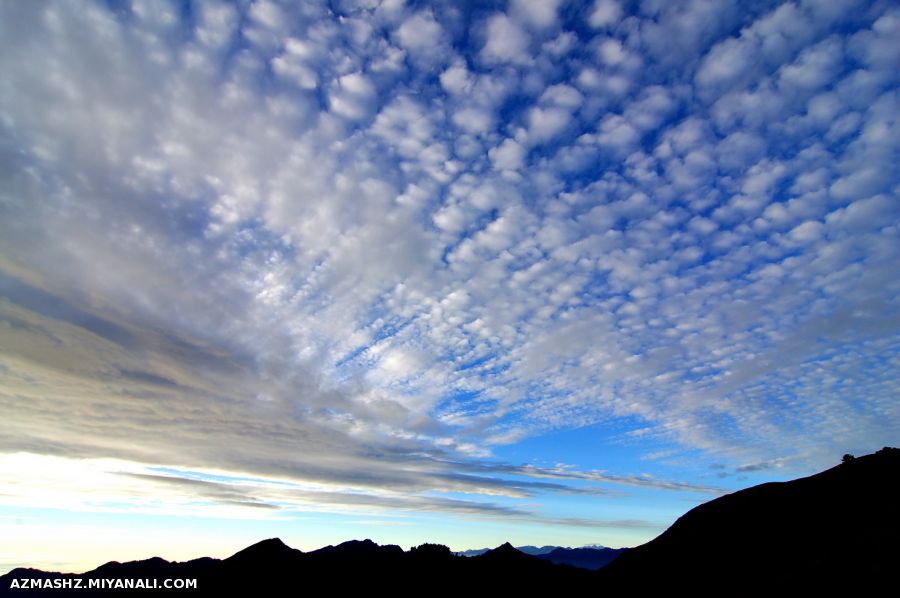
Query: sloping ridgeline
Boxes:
[{"xmin": 596, "ymin": 447, "xmax": 899, "ymax": 595}]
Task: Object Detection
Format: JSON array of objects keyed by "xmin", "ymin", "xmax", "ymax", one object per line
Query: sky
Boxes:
[{"xmin": 1, "ymin": 0, "xmax": 898, "ymax": 574}]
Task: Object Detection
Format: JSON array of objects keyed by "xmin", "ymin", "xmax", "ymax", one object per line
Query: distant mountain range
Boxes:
[
  {"xmin": 455, "ymin": 544, "xmax": 558, "ymax": 557},
  {"xmin": 456, "ymin": 545, "xmax": 626, "ymax": 570},
  {"xmin": 3, "ymin": 447, "xmax": 897, "ymax": 596},
  {"xmin": 536, "ymin": 545, "xmax": 626, "ymax": 569}
]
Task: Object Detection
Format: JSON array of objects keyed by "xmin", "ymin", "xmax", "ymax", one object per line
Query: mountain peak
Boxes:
[
  {"xmin": 243, "ymin": 537, "xmax": 290, "ymax": 553},
  {"xmin": 478, "ymin": 542, "xmax": 529, "ymax": 561},
  {"xmin": 225, "ymin": 537, "xmax": 301, "ymax": 564},
  {"xmin": 310, "ymin": 539, "xmax": 404, "ymax": 558},
  {"xmin": 255, "ymin": 537, "xmax": 288, "ymax": 549}
]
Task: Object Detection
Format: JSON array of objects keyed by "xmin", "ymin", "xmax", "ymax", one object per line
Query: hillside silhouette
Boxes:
[
  {"xmin": 2, "ymin": 448, "xmax": 897, "ymax": 596},
  {"xmin": 598, "ymin": 446, "xmax": 899, "ymax": 594}
]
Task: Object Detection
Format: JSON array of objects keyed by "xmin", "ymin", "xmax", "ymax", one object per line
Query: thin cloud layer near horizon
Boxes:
[{"xmin": 1, "ymin": 0, "xmax": 898, "ymax": 572}]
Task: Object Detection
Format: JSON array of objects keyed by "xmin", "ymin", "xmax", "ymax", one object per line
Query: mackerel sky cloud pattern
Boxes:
[{"xmin": 0, "ymin": 0, "xmax": 898, "ymax": 553}]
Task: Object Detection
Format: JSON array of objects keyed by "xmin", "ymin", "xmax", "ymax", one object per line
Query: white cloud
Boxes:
[
  {"xmin": 196, "ymin": 1, "xmax": 239, "ymax": 48},
  {"xmin": 393, "ymin": 10, "xmax": 449, "ymax": 65},
  {"xmin": 452, "ymin": 107, "xmax": 495, "ymax": 134},
  {"xmin": 789, "ymin": 220, "xmax": 825, "ymax": 243},
  {"xmin": 480, "ymin": 13, "xmax": 532, "ymax": 64},
  {"xmin": 695, "ymin": 36, "xmax": 755, "ymax": 91},
  {"xmin": 272, "ymin": 54, "xmax": 318, "ymax": 88},
  {"xmin": 588, "ymin": 0, "xmax": 622, "ymax": 29},
  {"xmin": 433, "ymin": 203, "xmax": 468, "ymax": 233},
  {"xmin": 848, "ymin": 9, "xmax": 900, "ymax": 70},
  {"xmin": 777, "ymin": 37, "xmax": 844, "ymax": 92},
  {"xmin": 543, "ymin": 31, "xmax": 578, "ymax": 56},
  {"xmin": 597, "ymin": 38, "xmax": 628, "ymax": 65},
  {"xmin": 625, "ymin": 85, "xmax": 677, "ymax": 131},
  {"xmin": 511, "ymin": 0, "xmax": 564, "ymax": 30},
  {"xmin": 329, "ymin": 71, "xmax": 377, "ymax": 120},
  {"xmin": 132, "ymin": 0, "xmax": 179, "ymax": 30},
  {"xmin": 526, "ymin": 106, "xmax": 572, "ymax": 143},
  {"xmin": 441, "ymin": 60, "xmax": 473, "ymax": 96},
  {"xmin": 539, "ymin": 84, "xmax": 584, "ymax": 109},
  {"xmin": 596, "ymin": 114, "xmax": 640, "ymax": 153},
  {"xmin": 826, "ymin": 195, "xmax": 898, "ymax": 233},
  {"xmin": 489, "ymin": 138, "xmax": 527, "ymax": 171},
  {"xmin": 249, "ymin": 0, "xmax": 284, "ymax": 30}
]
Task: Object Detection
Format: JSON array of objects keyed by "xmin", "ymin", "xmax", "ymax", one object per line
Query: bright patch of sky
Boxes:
[{"xmin": 1, "ymin": 0, "xmax": 898, "ymax": 572}]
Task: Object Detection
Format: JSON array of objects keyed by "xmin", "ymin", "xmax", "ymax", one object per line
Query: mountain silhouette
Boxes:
[
  {"xmin": 597, "ymin": 447, "xmax": 900, "ymax": 594},
  {"xmin": 455, "ymin": 543, "xmax": 623, "ymax": 568},
  {"xmin": 466, "ymin": 541, "xmax": 590, "ymax": 591},
  {"xmin": 476, "ymin": 541, "xmax": 530, "ymax": 562},
  {"xmin": 2, "ymin": 448, "xmax": 896, "ymax": 596},
  {"xmin": 223, "ymin": 537, "xmax": 302, "ymax": 566},
  {"xmin": 309, "ymin": 538, "xmax": 404, "ymax": 559},
  {"xmin": 514, "ymin": 545, "xmax": 559, "ymax": 555},
  {"xmin": 536, "ymin": 546, "xmax": 626, "ymax": 570}
]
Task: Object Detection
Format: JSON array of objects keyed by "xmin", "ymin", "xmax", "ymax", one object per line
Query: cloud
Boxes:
[
  {"xmin": 588, "ymin": 0, "xmax": 623, "ymax": 29},
  {"xmin": 452, "ymin": 107, "xmax": 495, "ymax": 135},
  {"xmin": 196, "ymin": 1, "xmax": 239, "ymax": 49},
  {"xmin": 480, "ymin": 13, "xmax": 532, "ymax": 64},
  {"xmin": 511, "ymin": 0, "xmax": 564, "ymax": 30},
  {"xmin": 329, "ymin": 71, "xmax": 378, "ymax": 120},
  {"xmin": 540, "ymin": 84, "xmax": 584, "ymax": 109},
  {"xmin": 393, "ymin": 10, "xmax": 450, "ymax": 67},
  {"xmin": 272, "ymin": 54, "xmax": 318, "ymax": 89},
  {"xmin": 0, "ymin": 0, "xmax": 898, "ymax": 539},
  {"xmin": 595, "ymin": 114, "xmax": 640, "ymax": 153},
  {"xmin": 489, "ymin": 139, "xmax": 527, "ymax": 171},
  {"xmin": 735, "ymin": 457, "xmax": 791, "ymax": 473},
  {"xmin": 527, "ymin": 107, "xmax": 572, "ymax": 143}
]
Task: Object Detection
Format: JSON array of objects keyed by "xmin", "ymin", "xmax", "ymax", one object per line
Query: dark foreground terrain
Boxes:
[{"xmin": 3, "ymin": 448, "xmax": 897, "ymax": 596}]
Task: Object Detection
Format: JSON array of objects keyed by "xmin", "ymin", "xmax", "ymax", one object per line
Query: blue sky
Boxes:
[{"xmin": 1, "ymin": 0, "xmax": 899, "ymax": 573}]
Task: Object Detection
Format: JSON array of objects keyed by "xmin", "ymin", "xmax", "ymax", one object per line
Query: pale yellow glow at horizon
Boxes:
[{"xmin": 0, "ymin": 518, "xmax": 251, "ymax": 575}]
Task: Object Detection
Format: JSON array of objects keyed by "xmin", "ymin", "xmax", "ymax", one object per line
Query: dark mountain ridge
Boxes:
[
  {"xmin": 598, "ymin": 446, "xmax": 900, "ymax": 594},
  {"xmin": 457, "ymin": 544, "xmax": 625, "ymax": 569},
  {"xmin": 536, "ymin": 546, "xmax": 626, "ymax": 570},
  {"xmin": 3, "ymin": 448, "xmax": 897, "ymax": 596}
]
